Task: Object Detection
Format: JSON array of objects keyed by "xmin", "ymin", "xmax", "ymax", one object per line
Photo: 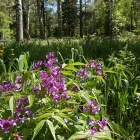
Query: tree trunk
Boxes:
[
  {"xmin": 22, "ymin": 0, "xmax": 31, "ymax": 40},
  {"xmin": 43, "ymin": 0, "xmax": 46, "ymax": 38},
  {"xmin": 37, "ymin": 0, "xmax": 45, "ymax": 39},
  {"xmin": 57, "ymin": 0, "xmax": 62, "ymax": 39},
  {"xmin": 80, "ymin": 0, "xmax": 83, "ymax": 38},
  {"xmin": 16, "ymin": 0, "xmax": 23, "ymax": 42},
  {"xmin": 104, "ymin": 0, "xmax": 113, "ymax": 37}
]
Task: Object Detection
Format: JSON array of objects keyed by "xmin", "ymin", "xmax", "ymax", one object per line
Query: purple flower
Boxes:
[
  {"xmin": 16, "ymin": 117, "xmax": 27, "ymax": 123},
  {"xmin": 83, "ymin": 107, "xmax": 89, "ymax": 112},
  {"xmin": 92, "ymin": 106, "xmax": 100, "ymax": 114},
  {"xmin": 0, "ymin": 119, "xmax": 16, "ymax": 133},
  {"xmin": 32, "ymin": 61, "xmax": 42, "ymax": 70},
  {"xmin": 0, "ymin": 81, "xmax": 14, "ymax": 92},
  {"xmin": 15, "ymin": 76, "xmax": 22, "ymax": 83},
  {"xmin": 97, "ymin": 70, "xmax": 102, "ymax": 75},
  {"xmin": 40, "ymin": 71, "xmax": 48, "ymax": 79},
  {"xmin": 77, "ymin": 69, "xmax": 89, "ymax": 81},
  {"xmin": 53, "ymin": 95, "xmax": 61, "ymax": 102},
  {"xmin": 99, "ymin": 118, "xmax": 107, "ymax": 130},
  {"xmin": 17, "ymin": 98, "xmax": 29, "ymax": 107},
  {"xmin": 61, "ymin": 93, "xmax": 70, "ymax": 100},
  {"xmin": 90, "ymin": 128, "xmax": 96, "ymax": 135},
  {"xmin": 86, "ymin": 60, "xmax": 102, "ymax": 75},
  {"xmin": 15, "ymin": 134, "xmax": 22, "ymax": 140},
  {"xmin": 91, "ymin": 63, "xmax": 96, "ymax": 69},
  {"xmin": 89, "ymin": 120, "xmax": 98, "ymax": 125},
  {"xmin": 14, "ymin": 108, "xmax": 34, "ymax": 120},
  {"xmin": 46, "ymin": 52, "xmax": 54, "ymax": 59},
  {"xmin": 88, "ymin": 101, "xmax": 96, "ymax": 107},
  {"xmin": 32, "ymin": 85, "xmax": 39, "ymax": 91},
  {"xmin": 101, "ymin": 118, "xmax": 107, "ymax": 126},
  {"xmin": 72, "ymin": 85, "xmax": 79, "ymax": 92}
]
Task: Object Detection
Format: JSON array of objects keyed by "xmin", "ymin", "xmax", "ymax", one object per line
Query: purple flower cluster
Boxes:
[
  {"xmin": 15, "ymin": 76, "xmax": 22, "ymax": 84},
  {"xmin": 89, "ymin": 118, "xmax": 107, "ymax": 135},
  {"xmin": 83, "ymin": 100, "xmax": 100, "ymax": 114},
  {"xmin": 77, "ymin": 69, "xmax": 89, "ymax": 82},
  {"xmin": 15, "ymin": 134, "xmax": 21, "ymax": 140},
  {"xmin": 72, "ymin": 85, "xmax": 79, "ymax": 92},
  {"xmin": 17, "ymin": 97, "xmax": 29, "ymax": 107},
  {"xmin": 0, "ymin": 97, "xmax": 33, "ymax": 133},
  {"xmin": 76, "ymin": 59, "xmax": 102, "ymax": 83},
  {"xmin": 15, "ymin": 97, "xmax": 33, "ymax": 120},
  {"xmin": 32, "ymin": 61, "xmax": 42, "ymax": 70},
  {"xmin": 0, "ymin": 76, "xmax": 23, "ymax": 93},
  {"xmin": 0, "ymin": 81, "xmax": 14, "ymax": 92},
  {"xmin": 40, "ymin": 71, "xmax": 68, "ymax": 102},
  {"xmin": 0, "ymin": 119, "xmax": 16, "ymax": 133},
  {"xmin": 14, "ymin": 108, "xmax": 33, "ymax": 122},
  {"xmin": 33, "ymin": 52, "xmax": 70, "ymax": 102},
  {"xmin": 85, "ymin": 60, "xmax": 102, "ymax": 75}
]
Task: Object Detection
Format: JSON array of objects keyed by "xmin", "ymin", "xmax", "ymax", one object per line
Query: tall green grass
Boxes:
[{"xmin": 1, "ymin": 37, "xmax": 140, "ymax": 139}]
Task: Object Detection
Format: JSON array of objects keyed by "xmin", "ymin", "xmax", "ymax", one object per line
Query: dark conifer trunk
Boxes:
[
  {"xmin": 57, "ymin": 0, "xmax": 62, "ymax": 39},
  {"xmin": 80, "ymin": 0, "xmax": 83, "ymax": 38}
]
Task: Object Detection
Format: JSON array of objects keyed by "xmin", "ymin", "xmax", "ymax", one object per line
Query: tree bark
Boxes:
[
  {"xmin": 80, "ymin": 0, "xmax": 83, "ymax": 38},
  {"xmin": 57, "ymin": 0, "xmax": 62, "ymax": 39},
  {"xmin": 37, "ymin": 0, "xmax": 45, "ymax": 39},
  {"xmin": 104, "ymin": 0, "xmax": 113, "ymax": 37},
  {"xmin": 22, "ymin": 0, "xmax": 31, "ymax": 40},
  {"xmin": 16, "ymin": 0, "xmax": 23, "ymax": 42}
]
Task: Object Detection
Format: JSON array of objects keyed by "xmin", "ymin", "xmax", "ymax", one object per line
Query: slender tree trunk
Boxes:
[
  {"xmin": 104, "ymin": 0, "xmax": 112, "ymax": 37},
  {"xmin": 57, "ymin": 0, "xmax": 62, "ymax": 39},
  {"xmin": 34, "ymin": 4, "xmax": 37, "ymax": 37},
  {"xmin": 16, "ymin": 0, "xmax": 23, "ymax": 42},
  {"xmin": 22, "ymin": 0, "xmax": 31, "ymax": 40},
  {"xmin": 80, "ymin": 0, "xmax": 83, "ymax": 38},
  {"xmin": 43, "ymin": 0, "xmax": 46, "ymax": 38},
  {"xmin": 37, "ymin": 0, "xmax": 45, "ymax": 39}
]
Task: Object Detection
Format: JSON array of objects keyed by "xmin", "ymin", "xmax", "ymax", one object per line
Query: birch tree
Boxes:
[{"xmin": 16, "ymin": 0, "xmax": 23, "ymax": 42}]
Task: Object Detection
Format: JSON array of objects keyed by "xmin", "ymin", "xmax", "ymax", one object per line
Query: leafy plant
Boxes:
[{"xmin": 0, "ymin": 51, "xmax": 128, "ymax": 140}]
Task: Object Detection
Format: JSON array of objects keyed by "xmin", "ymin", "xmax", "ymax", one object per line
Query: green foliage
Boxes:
[
  {"xmin": 1, "ymin": 38, "xmax": 140, "ymax": 139},
  {"xmin": 0, "ymin": 50, "xmax": 130, "ymax": 140},
  {"xmin": 0, "ymin": 12, "xmax": 13, "ymax": 40}
]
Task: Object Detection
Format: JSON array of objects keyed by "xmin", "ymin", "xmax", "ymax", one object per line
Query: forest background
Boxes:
[
  {"xmin": 1, "ymin": 0, "xmax": 140, "ymax": 41},
  {"xmin": 0, "ymin": 1, "xmax": 140, "ymax": 140}
]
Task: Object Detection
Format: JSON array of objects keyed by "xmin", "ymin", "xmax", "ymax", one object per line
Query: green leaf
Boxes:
[
  {"xmin": 52, "ymin": 116, "xmax": 70, "ymax": 131},
  {"xmin": 120, "ymin": 91, "xmax": 127, "ymax": 111},
  {"xmin": 37, "ymin": 113, "xmax": 53, "ymax": 119},
  {"xmin": 9, "ymin": 96, "xmax": 16, "ymax": 116},
  {"xmin": 0, "ymin": 59, "xmax": 6, "ymax": 73},
  {"xmin": 22, "ymin": 128, "xmax": 30, "ymax": 140},
  {"xmin": 68, "ymin": 131, "xmax": 89, "ymax": 140},
  {"xmin": 46, "ymin": 120, "xmax": 56, "ymax": 140},
  {"xmin": 134, "ymin": 84, "xmax": 138, "ymax": 95},
  {"xmin": 69, "ymin": 62, "xmax": 85, "ymax": 65},
  {"xmin": 60, "ymin": 108, "xmax": 73, "ymax": 113},
  {"xmin": 108, "ymin": 122, "xmax": 129, "ymax": 139},
  {"xmin": 61, "ymin": 71, "xmax": 73, "ymax": 76},
  {"xmin": 23, "ymin": 53, "xmax": 28, "ymax": 70},
  {"xmin": 64, "ymin": 65, "xmax": 77, "ymax": 71},
  {"xmin": 93, "ymin": 131, "xmax": 113, "ymax": 139},
  {"xmin": 21, "ymin": 73, "xmax": 29, "ymax": 83},
  {"xmin": 58, "ymin": 113, "xmax": 73, "ymax": 122},
  {"xmin": 28, "ymin": 94, "xmax": 34, "ymax": 107},
  {"xmin": 104, "ymin": 70, "xmax": 117, "ymax": 73},
  {"xmin": 19, "ymin": 55, "xmax": 24, "ymax": 72},
  {"xmin": 32, "ymin": 120, "xmax": 46, "ymax": 140}
]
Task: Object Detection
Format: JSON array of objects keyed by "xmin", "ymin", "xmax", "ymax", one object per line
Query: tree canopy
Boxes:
[{"xmin": 0, "ymin": 0, "xmax": 140, "ymax": 41}]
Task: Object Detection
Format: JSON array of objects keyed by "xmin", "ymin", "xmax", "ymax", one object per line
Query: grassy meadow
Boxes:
[{"xmin": 0, "ymin": 37, "xmax": 140, "ymax": 139}]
